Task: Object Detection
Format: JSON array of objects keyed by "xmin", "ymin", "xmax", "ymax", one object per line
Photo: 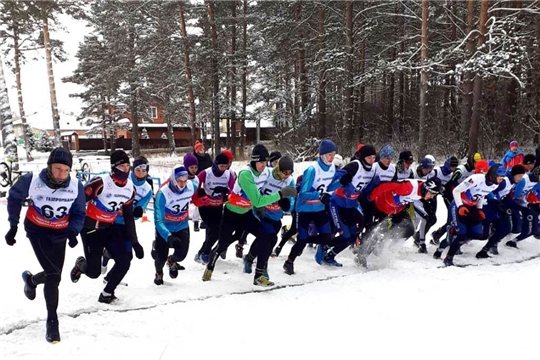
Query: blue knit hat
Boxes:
[
  {"xmin": 319, "ymin": 139, "xmax": 337, "ymax": 155},
  {"xmin": 173, "ymin": 166, "xmax": 189, "ymax": 180},
  {"xmin": 379, "ymin": 145, "xmax": 395, "ymax": 159}
]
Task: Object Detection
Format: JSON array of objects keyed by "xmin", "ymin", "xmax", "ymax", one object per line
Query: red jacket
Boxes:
[{"xmin": 369, "ymin": 181, "xmax": 421, "ymax": 215}]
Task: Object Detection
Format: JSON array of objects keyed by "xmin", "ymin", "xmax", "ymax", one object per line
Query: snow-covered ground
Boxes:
[{"xmin": 0, "ymin": 159, "xmax": 539, "ymax": 360}]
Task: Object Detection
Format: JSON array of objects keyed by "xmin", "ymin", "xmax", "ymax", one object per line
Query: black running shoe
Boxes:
[
  {"xmin": 22, "ymin": 271, "xmax": 36, "ymax": 300},
  {"xmin": 70, "ymin": 256, "xmax": 85, "ymax": 283},
  {"xmin": 45, "ymin": 318, "xmax": 60, "ymax": 344},
  {"xmin": 98, "ymin": 292, "xmax": 118, "ymax": 304}
]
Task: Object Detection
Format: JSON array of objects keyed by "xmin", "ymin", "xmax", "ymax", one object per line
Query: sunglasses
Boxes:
[{"xmin": 134, "ymin": 164, "xmax": 149, "ymax": 171}]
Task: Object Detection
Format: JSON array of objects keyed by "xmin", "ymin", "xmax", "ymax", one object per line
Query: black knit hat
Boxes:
[
  {"xmin": 449, "ymin": 156, "xmax": 459, "ymax": 167},
  {"xmin": 251, "ymin": 144, "xmax": 269, "ymax": 162},
  {"xmin": 215, "ymin": 153, "xmax": 229, "ymax": 165},
  {"xmin": 278, "ymin": 156, "xmax": 294, "ymax": 173},
  {"xmin": 510, "ymin": 164, "xmax": 526, "ymax": 177},
  {"xmin": 360, "ymin": 145, "xmax": 376, "ymax": 159},
  {"xmin": 399, "ymin": 150, "xmax": 414, "ymax": 162},
  {"xmin": 269, "ymin": 151, "xmax": 282, "ymax": 163},
  {"xmin": 110, "ymin": 150, "xmax": 130, "ymax": 168},
  {"xmin": 524, "ymin": 154, "xmax": 536, "ymax": 165},
  {"xmin": 47, "ymin": 147, "xmax": 73, "ymax": 168}
]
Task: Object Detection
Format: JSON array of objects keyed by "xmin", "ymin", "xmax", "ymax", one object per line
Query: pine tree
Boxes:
[{"xmin": 35, "ymin": 131, "xmax": 54, "ymax": 153}]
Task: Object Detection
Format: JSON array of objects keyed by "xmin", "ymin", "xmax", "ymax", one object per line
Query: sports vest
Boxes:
[
  {"xmin": 373, "ymin": 162, "xmax": 396, "ymax": 182},
  {"xmin": 311, "ymin": 161, "xmax": 336, "ymax": 194},
  {"xmin": 26, "ymin": 174, "xmax": 79, "ymax": 230},
  {"xmin": 228, "ymin": 166, "xmax": 270, "ymax": 208},
  {"xmin": 86, "ymin": 174, "xmax": 134, "ymax": 223},
  {"xmin": 159, "ymin": 180, "xmax": 195, "ymax": 222}
]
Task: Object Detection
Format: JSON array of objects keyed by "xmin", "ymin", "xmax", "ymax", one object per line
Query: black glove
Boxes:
[
  {"xmin": 278, "ymin": 198, "xmax": 291, "ymax": 212},
  {"xmin": 255, "ymin": 207, "xmax": 266, "ymax": 219},
  {"xmin": 213, "ymin": 186, "xmax": 229, "ymax": 195},
  {"xmin": 279, "ymin": 186, "xmax": 297, "ymax": 198},
  {"xmin": 319, "ymin": 193, "xmax": 331, "ymax": 205},
  {"xmin": 68, "ymin": 233, "xmax": 78, "ymax": 248},
  {"xmin": 197, "ymin": 188, "xmax": 206, "ymax": 197},
  {"xmin": 133, "ymin": 206, "xmax": 144, "ymax": 218},
  {"xmin": 339, "ymin": 173, "xmax": 353, "ymax": 186},
  {"xmin": 132, "ymin": 242, "xmax": 144, "ymax": 259},
  {"xmin": 168, "ymin": 236, "xmax": 181, "ymax": 246},
  {"xmin": 5, "ymin": 226, "xmax": 17, "ymax": 246}
]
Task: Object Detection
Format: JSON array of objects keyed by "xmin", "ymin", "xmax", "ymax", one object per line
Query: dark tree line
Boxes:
[{"xmin": 1, "ymin": 1, "xmax": 539, "ymax": 160}]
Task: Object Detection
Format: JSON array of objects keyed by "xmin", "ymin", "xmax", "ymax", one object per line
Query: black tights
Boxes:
[{"xmin": 28, "ymin": 235, "xmax": 67, "ymax": 321}]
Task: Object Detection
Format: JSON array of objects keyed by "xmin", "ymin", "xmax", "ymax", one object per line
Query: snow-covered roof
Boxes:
[{"xmin": 245, "ymin": 119, "xmax": 274, "ymax": 128}]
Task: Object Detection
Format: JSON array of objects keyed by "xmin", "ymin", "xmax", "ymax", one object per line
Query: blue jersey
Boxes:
[{"xmin": 295, "ymin": 158, "xmax": 338, "ymax": 213}]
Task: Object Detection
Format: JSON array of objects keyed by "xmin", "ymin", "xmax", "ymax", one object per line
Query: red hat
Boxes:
[
  {"xmin": 222, "ymin": 149, "xmax": 234, "ymax": 162},
  {"xmin": 356, "ymin": 144, "xmax": 364, "ymax": 152},
  {"xmin": 475, "ymin": 159, "xmax": 489, "ymax": 174},
  {"xmin": 194, "ymin": 141, "xmax": 204, "ymax": 153},
  {"xmin": 509, "ymin": 140, "xmax": 518, "ymax": 148}
]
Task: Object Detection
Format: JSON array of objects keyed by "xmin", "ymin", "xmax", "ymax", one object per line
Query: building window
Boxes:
[{"xmin": 150, "ymin": 106, "xmax": 158, "ymax": 120}]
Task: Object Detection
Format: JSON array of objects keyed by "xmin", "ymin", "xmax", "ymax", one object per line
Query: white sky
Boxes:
[{"xmin": 3, "ymin": 14, "xmax": 88, "ymax": 126}]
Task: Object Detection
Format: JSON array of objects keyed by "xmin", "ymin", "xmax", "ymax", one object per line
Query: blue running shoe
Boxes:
[
  {"xmin": 324, "ymin": 258, "xmax": 343, "ymax": 267},
  {"xmin": 243, "ymin": 255, "xmax": 253, "ymax": 274},
  {"xmin": 200, "ymin": 253, "xmax": 210, "ymax": 265},
  {"xmin": 315, "ymin": 245, "xmax": 327, "ymax": 265}
]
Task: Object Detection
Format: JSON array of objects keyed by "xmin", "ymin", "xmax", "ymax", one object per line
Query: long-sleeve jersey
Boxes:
[
  {"xmin": 508, "ymin": 173, "xmax": 537, "ymax": 207},
  {"xmin": 7, "ymin": 169, "xmax": 86, "ymax": 242},
  {"xmin": 258, "ymin": 172, "xmax": 296, "ymax": 221},
  {"xmin": 491, "ymin": 176, "xmax": 516, "ymax": 201},
  {"xmin": 115, "ymin": 172, "xmax": 153, "ymax": 225},
  {"xmin": 330, "ymin": 160, "xmax": 376, "ymax": 209},
  {"xmin": 368, "ymin": 179, "xmax": 423, "ymax": 215},
  {"xmin": 154, "ymin": 179, "xmax": 196, "ymax": 240},
  {"xmin": 452, "ymin": 174, "xmax": 499, "ymax": 209},
  {"xmin": 296, "ymin": 158, "xmax": 338, "ymax": 213},
  {"xmin": 226, "ymin": 165, "xmax": 281, "ymax": 215}
]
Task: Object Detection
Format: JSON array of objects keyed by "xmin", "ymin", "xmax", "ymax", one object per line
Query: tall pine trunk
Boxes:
[
  {"xmin": 459, "ymin": 0, "xmax": 476, "ymax": 156},
  {"xmin": 468, "ymin": 0, "xmax": 488, "ymax": 155},
  {"xmin": 345, "ymin": 1, "xmax": 354, "ymax": 143},
  {"xmin": 230, "ymin": 0, "xmax": 237, "ymax": 155},
  {"xmin": 0, "ymin": 57, "xmax": 18, "ymax": 165},
  {"xmin": 179, "ymin": 1, "xmax": 197, "ymax": 145},
  {"xmin": 317, "ymin": 3, "xmax": 327, "ymax": 139},
  {"xmin": 418, "ymin": 0, "xmax": 429, "ymax": 159},
  {"xmin": 241, "ymin": 0, "xmax": 247, "ymax": 153},
  {"xmin": 41, "ymin": 6, "xmax": 61, "ymax": 148},
  {"xmin": 206, "ymin": 0, "xmax": 220, "ymax": 155},
  {"xmin": 13, "ymin": 22, "xmax": 33, "ymax": 161},
  {"xmin": 128, "ymin": 24, "xmax": 140, "ymax": 158}
]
